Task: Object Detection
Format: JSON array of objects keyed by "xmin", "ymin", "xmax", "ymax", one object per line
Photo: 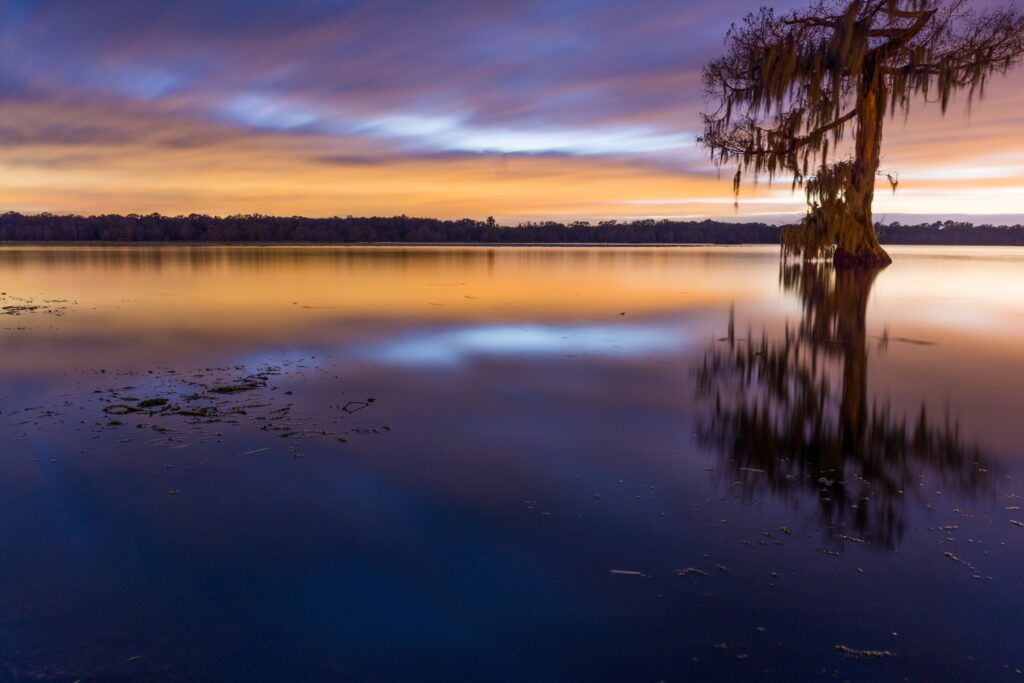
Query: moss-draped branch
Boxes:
[{"xmin": 699, "ymin": 0, "xmax": 1024, "ymax": 262}]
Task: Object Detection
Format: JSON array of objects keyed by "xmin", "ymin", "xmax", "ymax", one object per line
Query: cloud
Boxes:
[{"xmin": 1, "ymin": 0, "xmax": 1023, "ymax": 220}]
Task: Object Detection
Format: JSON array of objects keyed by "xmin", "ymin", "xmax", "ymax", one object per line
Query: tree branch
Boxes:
[
  {"xmin": 782, "ymin": 15, "xmax": 840, "ymax": 28},
  {"xmin": 871, "ymin": 9, "xmax": 937, "ymax": 58},
  {"xmin": 799, "ymin": 108, "xmax": 858, "ymax": 143},
  {"xmin": 708, "ymin": 108, "xmax": 857, "ymax": 161}
]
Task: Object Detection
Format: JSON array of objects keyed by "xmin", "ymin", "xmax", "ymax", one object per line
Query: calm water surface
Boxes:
[{"xmin": 1, "ymin": 245, "xmax": 1023, "ymax": 681}]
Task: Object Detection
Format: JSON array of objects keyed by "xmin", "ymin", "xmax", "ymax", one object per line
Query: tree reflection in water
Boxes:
[{"xmin": 696, "ymin": 263, "xmax": 989, "ymax": 548}]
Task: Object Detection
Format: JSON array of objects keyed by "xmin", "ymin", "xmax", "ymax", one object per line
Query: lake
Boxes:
[{"xmin": 1, "ymin": 245, "xmax": 1023, "ymax": 681}]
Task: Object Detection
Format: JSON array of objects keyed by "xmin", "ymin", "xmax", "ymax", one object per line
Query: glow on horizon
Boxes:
[{"xmin": 1, "ymin": 0, "xmax": 1023, "ymax": 222}]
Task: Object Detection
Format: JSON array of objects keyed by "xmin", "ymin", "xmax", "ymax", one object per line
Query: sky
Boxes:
[{"xmin": 1, "ymin": 0, "xmax": 1023, "ymax": 223}]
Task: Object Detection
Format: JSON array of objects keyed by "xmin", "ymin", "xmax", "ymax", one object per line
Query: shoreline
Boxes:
[
  {"xmin": 1, "ymin": 242, "xmax": 1022, "ymax": 250},
  {"xmin": 0, "ymin": 241, "xmax": 772, "ymax": 248}
]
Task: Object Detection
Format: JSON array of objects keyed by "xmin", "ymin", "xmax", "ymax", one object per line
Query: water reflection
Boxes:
[
  {"xmin": 0, "ymin": 245, "xmax": 773, "ymax": 377},
  {"xmin": 2, "ymin": 247, "xmax": 1024, "ymax": 681},
  {"xmin": 697, "ymin": 263, "xmax": 989, "ymax": 548},
  {"xmin": 367, "ymin": 322, "xmax": 691, "ymax": 366}
]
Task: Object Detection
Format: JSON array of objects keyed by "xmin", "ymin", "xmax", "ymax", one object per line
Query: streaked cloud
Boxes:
[{"xmin": 1, "ymin": 0, "xmax": 1023, "ymax": 221}]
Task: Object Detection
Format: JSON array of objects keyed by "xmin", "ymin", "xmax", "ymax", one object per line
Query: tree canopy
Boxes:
[{"xmin": 700, "ymin": 0, "xmax": 1024, "ymax": 265}]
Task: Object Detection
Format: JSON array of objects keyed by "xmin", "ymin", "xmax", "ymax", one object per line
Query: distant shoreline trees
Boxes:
[{"xmin": 2, "ymin": 211, "xmax": 1024, "ymax": 245}]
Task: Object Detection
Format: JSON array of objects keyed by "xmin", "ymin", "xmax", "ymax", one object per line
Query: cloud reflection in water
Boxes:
[{"xmin": 366, "ymin": 322, "xmax": 691, "ymax": 367}]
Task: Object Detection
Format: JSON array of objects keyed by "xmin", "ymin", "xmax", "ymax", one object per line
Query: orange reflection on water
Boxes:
[
  {"xmin": 1, "ymin": 244, "xmax": 1023, "ymax": 453},
  {"xmin": 0, "ymin": 246, "xmax": 779, "ymax": 371}
]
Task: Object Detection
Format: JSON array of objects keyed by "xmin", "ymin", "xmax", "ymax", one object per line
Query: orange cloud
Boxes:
[{"xmin": 1, "ymin": 69, "xmax": 1023, "ymax": 222}]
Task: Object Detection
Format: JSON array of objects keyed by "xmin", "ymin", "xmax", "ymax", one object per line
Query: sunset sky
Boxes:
[{"xmin": 1, "ymin": 0, "xmax": 1023, "ymax": 223}]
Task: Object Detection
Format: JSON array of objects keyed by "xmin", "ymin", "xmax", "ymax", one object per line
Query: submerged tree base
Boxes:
[
  {"xmin": 833, "ymin": 245, "xmax": 893, "ymax": 268},
  {"xmin": 782, "ymin": 216, "xmax": 893, "ymax": 269}
]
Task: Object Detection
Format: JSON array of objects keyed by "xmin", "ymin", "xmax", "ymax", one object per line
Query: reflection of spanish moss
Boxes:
[{"xmin": 696, "ymin": 263, "xmax": 988, "ymax": 548}]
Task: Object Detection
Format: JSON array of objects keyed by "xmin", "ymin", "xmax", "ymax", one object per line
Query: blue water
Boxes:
[{"xmin": 1, "ymin": 246, "xmax": 1022, "ymax": 681}]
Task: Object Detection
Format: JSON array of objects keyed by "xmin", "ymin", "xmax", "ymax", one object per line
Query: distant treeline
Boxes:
[{"xmin": 1, "ymin": 212, "xmax": 1023, "ymax": 246}]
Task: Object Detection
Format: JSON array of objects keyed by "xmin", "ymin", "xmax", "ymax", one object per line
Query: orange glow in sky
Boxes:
[{"xmin": 1, "ymin": 1, "xmax": 1023, "ymax": 224}]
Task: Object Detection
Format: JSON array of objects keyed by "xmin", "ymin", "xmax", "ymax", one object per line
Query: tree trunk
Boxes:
[{"xmin": 834, "ymin": 78, "xmax": 893, "ymax": 268}]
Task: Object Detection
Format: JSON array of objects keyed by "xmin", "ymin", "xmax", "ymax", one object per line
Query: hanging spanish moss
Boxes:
[{"xmin": 699, "ymin": 0, "xmax": 1024, "ymax": 266}]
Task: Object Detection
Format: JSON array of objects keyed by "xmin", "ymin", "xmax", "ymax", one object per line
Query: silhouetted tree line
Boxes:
[
  {"xmin": 1, "ymin": 212, "xmax": 1022, "ymax": 245},
  {"xmin": 0, "ymin": 212, "xmax": 779, "ymax": 243},
  {"xmin": 876, "ymin": 221, "xmax": 1024, "ymax": 246}
]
